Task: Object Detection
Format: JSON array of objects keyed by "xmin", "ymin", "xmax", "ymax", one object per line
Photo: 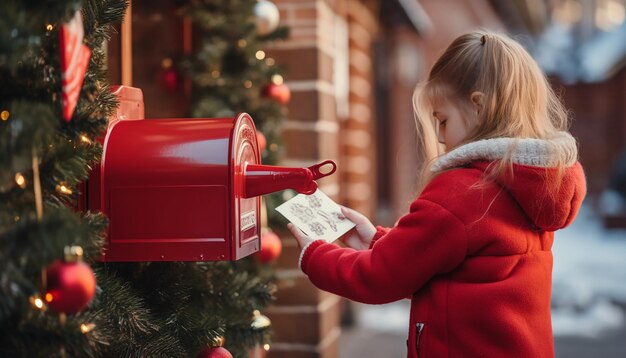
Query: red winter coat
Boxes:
[{"xmin": 300, "ymin": 161, "xmax": 586, "ymax": 358}]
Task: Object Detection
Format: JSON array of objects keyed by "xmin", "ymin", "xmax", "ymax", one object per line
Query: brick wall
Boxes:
[
  {"xmin": 265, "ymin": 1, "xmax": 350, "ymax": 357},
  {"xmin": 341, "ymin": 0, "xmax": 379, "ymax": 219}
]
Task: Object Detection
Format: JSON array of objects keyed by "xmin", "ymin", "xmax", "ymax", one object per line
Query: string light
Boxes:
[
  {"xmin": 269, "ymin": 143, "xmax": 278, "ymax": 152},
  {"xmin": 238, "ymin": 39, "xmax": 247, "ymax": 47},
  {"xmin": 56, "ymin": 183, "xmax": 73, "ymax": 195},
  {"xmin": 161, "ymin": 57, "xmax": 173, "ymax": 69},
  {"xmin": 271, "ymin": 74, "xmax": 284, "ymax": 85},
  {"xmin": 1, "ymin": 110, "xmax": 9, "ymax": 121},
  {"xmin": 45, "ymin": 293, "xmax": 54, "ymax": 303},
  {"xmin": 265, "ymin": 58, "xmax": 275, "ymax": 66},
  {"xmin": 29, "ymin": 294, "xmax": 46, "ymax": 311},
  {"xmin": 255, "ymin": 50, "xmax": 266, "ymax": 60},
  {"xmin": 211, "ymin": 70, "xmax": 221, "ymax": 78},
  {"xmin": 15, "ymin": 173, "xmax": 26, "ymax": 189},
  {"xmin": 46, "ymin": 24, "xmax": 54, "ymax": 31},
  {"xmin": 80, "ymin": 323, "xmax": 96, "ymax": 334},
  {"xmin": 244, "ymin": 80, "xmax": 253, "ymax": 89},
  {"xmin": 263, "ymin": 344, "xmax": 270, "ymax": 351},
  {"xmin": 80, "ymin": 134, "xmax": 92, "ymax": 144}
]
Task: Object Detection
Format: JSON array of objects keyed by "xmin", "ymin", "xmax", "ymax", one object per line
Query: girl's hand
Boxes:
[
  {"xmin": 287, "ymin": 223, "xmax": 316, "ymax": 249},
  {"xmin": 339, "ymin": 206, "xmax": 376, "ymax": 250}
]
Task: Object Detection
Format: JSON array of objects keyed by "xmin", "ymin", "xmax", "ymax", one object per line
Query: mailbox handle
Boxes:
[
  {"xmin": 308, "ymin": 160, "xmax": 337, "ymax": 180},
  {"xmin": 243, "ymin": 160, "xmax": 337, "ymax": 198}
]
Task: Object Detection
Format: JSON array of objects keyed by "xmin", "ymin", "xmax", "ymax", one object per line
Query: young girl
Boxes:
[{"xmin": 287, "ymin": 31, "xmax": 586, "ymax": 358}]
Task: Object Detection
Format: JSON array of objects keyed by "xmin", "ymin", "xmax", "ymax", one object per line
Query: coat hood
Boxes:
[{"xmin": 432, "ymin": 132, "xmax": 587, "ymax": 231}]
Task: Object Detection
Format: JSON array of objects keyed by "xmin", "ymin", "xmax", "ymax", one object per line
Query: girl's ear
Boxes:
[{"xmin": 470, "ymin": 91, "xmax": 484, "ymax": 113}]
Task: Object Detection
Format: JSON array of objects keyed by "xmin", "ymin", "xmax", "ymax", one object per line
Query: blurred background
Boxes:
[{"xmin": 109, "ymin": 0, "xmax": 626, "ymax": 356}]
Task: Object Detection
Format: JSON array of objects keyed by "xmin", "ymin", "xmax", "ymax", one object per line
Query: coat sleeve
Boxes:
[
  {"xmin": 368, "ymin": 226, "xmax": 391, "ymax": 249},
  {"xmin": 300, "ymin": 199, "xmax": 468, "ymax": 304}
]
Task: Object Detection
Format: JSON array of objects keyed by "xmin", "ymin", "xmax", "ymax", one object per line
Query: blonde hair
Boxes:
[{"xmin": 413, "ymin": 31, "xmax": 573, "ymax": 193}]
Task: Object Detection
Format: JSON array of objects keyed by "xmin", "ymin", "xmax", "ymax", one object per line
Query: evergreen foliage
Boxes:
[{"xmin": 0, "ymin": 0, "xmax": 284, "ymax": 357}]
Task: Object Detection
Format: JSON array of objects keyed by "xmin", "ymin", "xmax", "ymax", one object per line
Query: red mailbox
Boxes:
[{"xmin": 84, "ymin": 86, "xmax": 335, "ymax": 262}]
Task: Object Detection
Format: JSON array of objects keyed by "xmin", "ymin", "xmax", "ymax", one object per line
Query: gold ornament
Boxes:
[{"xmin": 214, "ymin": 336, "xmax": 225, "ymax": 347}]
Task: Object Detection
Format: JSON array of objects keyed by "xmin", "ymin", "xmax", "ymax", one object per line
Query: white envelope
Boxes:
[{"xmin": 276, "ymin": 189, "xmax": 355, "ymax": 243}]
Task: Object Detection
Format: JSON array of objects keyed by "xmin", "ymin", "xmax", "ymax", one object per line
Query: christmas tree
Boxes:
[
  {"xmin": 0, "ymin": 0, "xmax": 126, "ymax": 356},
  {"xmin": 181, "ymin": 0, "xmax": 290, "ymax": 225},
  {"xmin": 0, "ymin": 0, "xmax": 286, "ymax": 357}
]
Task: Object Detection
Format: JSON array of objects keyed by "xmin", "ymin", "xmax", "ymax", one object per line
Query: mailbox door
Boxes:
[{"xmin": 231, "ymin": 113, "xmax": 261, "ymax": 260}]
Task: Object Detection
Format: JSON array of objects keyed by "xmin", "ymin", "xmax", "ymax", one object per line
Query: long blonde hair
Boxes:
[{"xmin": 413, "ymin": 31, "xmax": 573, "ymax": 193}]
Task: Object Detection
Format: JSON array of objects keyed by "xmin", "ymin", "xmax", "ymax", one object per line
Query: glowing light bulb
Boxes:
[
  {"xmin": 255, "ymin": 50, "xmax": 266, "ymax": 60},
  {"xmin": 56, "ymin": 184, "xmax": 73, "ymax": 195},
  {"xmin": 271, "ymin": 74, "xmax": 284, "ymax": 85},
  {"xmin": 15, "ymin": 173, "xmax": 26, "ymax": 188},
  {"xmin": 80, "ymin": 323, "xmax": 96, "ymax": 334}
]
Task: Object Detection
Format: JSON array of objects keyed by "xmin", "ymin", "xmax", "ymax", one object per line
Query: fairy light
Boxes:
[
  {"xmin": 238, "ymin": 39, "xmax": 247, "ymax": 47},
  {"xmin": 80, "ymin": 134, "xmax": 92, "ymax": 144},
  {"xmin": 46, "ymin": 24, "xmax": 54, "ymax": 31},
  {"xmin": 211, "ymin": 70, "xmax": 221, "ymax": 78},
  {"xmin": 1, "ymin": 110, "xmax": 9, "ymax": 121},
  {"xmin": 56, "ymin": 183, "xmax": 73, "ymax": 195},
  {"xmin": 29, "ymin": 294, "xmax": 47, "ymax": 311},
  {"xmin": 265, "ymin": 58, "xmax": 275, "ymax": 66},
  {"xmin": 263, "ymin": 344, "xmax": 270, "ymax": 351},
  {"xmin": 161, "ymin": 57, "xmax": 173, "ymax": 69},
  {"xmin": 271, "ymin": 74, "xmax": 284, "ymax": 85},
  {"xmin": 80, "ymin": 323, "xmax": 96, "ymax": 334},
  {"xmin": 244, "ymin": 80, "xmax": 253, "ymax": 89},
  {"xmin": 269, "ymin": 143, "xmax": 278, "ymax": 152},
  {"xmin": 255, "ymin": 50, "xmax": 266, "ymax": 60},
  {"xmin": 15, "ymin": 173, "xmax": 26, "ymax": 189},
  {"xmin": 45, "ymin": 293, "xmax": 54, "ymax": 303}
]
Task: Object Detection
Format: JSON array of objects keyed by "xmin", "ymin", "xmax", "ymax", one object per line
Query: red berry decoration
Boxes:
[
  {"xmin": 263, "ymin": 83, "xmax": 291, "ymax": 104},
  {"xmin": 197, "ymin": 346, "xmax": 233, "ymax": 358},
  {"xmin": 44, "ymin": 246, "xmax": 96, "ymax": 314},
  {"xmin": 256, "ymin": 230, "xmax": 282, "ymax": 263}
]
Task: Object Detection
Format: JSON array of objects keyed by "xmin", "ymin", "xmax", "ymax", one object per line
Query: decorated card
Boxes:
[{"xmin": 276, "ymin": 189, "xmax": 355, "ymax": 243}]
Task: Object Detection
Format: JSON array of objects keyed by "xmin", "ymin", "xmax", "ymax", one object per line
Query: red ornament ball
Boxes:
[
  {"xmin": 263, "ymin": 83, "xmax": 291, "ymax": 104},
  {"xmin": 44, "ymin": 260, "xmax": 96, "ymax": 314},
  {"xmin": 157, "ymin": 67, "xmax": 179, "ymax": 92},
  {"xmin": 256, "ymin": 132, "xmax": 267, "ymax": 152},
  {"xmin": 256, "ymin": 230, "xmax": 282, "ymax": 263},
  {"xmin": 197, "ymin": 346, "xmax": 233, "ymax": 358}
]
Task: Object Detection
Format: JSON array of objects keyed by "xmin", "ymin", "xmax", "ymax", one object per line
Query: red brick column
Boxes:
[
  {"xmin": 264, "ymin": 1, "xmax": 348, "ymax": 357},
  {"xmin": 340, "ymin": 0, "xmax": 379, "ymax": 218}
]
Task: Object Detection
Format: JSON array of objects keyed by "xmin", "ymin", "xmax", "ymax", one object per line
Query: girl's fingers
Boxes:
[{"xmin": 340, "ymin": 206, "xmax": 365, "ymax": 224}]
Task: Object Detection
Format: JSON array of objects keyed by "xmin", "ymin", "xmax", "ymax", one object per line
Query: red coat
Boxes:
[{"xmin": 300, "ymin": 161, "xmax": 586, "ymax": 358}]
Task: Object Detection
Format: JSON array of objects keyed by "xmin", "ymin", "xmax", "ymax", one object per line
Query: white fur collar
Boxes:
[{"xmin": 431, "ymin": 131, "xmax": 578, "ymax": 172}]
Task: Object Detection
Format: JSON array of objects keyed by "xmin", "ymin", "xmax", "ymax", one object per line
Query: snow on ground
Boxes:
[
  {"xmin": 356, "ymin": 203, "xmax": 626, "ymax": 338},
  {"xmin": 552, "ymin": 203, "xmax": 626, "ymax": 337}
]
